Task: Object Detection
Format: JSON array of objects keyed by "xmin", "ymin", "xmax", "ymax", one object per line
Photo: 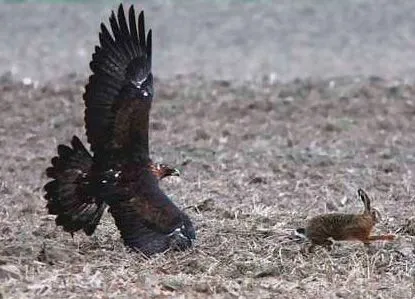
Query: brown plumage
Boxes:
[
  {"xmin": 44, "ymin": 4, "xmax": 195, "ymax": 255},
  {"xmin": 296, "ymin": 189, "xmax": 394, "ymax": 253}
]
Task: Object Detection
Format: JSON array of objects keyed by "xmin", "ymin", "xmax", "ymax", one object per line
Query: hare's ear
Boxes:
[{"xmin": 357, "ymin": 188, "xmax": 371, "ymax": 213}]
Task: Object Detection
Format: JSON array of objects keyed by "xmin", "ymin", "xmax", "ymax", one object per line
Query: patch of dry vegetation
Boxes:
[{"xmin": 0, "ymin": 75, "xmax": 414, "ymax": 298}]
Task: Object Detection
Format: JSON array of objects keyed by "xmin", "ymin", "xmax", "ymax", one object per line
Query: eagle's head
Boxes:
[{"xmin": 151, "ymin": 163, "xmax": 180, "ymax": 180}]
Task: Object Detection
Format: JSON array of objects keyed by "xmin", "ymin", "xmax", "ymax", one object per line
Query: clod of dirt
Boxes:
[
  {"xmin": 194, "ymin": 129, "xmax": 210, "ymax": 141},
  {"xmin": 151, "ymin": 121, "xmax": 167, "ymax": 131},
  {"xmin": 0, "ymin": 264, "xmax": 21, "ymax": 280},
  {"xmin": 399, "ymin": 218, "xmax": 415, "ymax": 236},
  {"xmin": 162, "ymin": 278, "xmax": 184, "ymax": 291},
  {"xmin": 37, "ymin": 243, "xmax": 84, "ymax": 265},
  {"xmin": 192, "ymin": 198, "xmax": 215, "ymax": 212},
  {"xmin": 253, "ymin": 265, "xmax": 284, "ymax": 278},
  {"xmin": 248, "ymin": 176, "xmax": 267, "ymax": 185}
]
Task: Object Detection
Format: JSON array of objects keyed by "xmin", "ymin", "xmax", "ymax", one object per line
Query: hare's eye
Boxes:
[{"xmin": 372, "ymin": 210, "xmax": 381, "ymax": 221}]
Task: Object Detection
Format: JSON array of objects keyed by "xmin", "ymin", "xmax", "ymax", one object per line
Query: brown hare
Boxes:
[{"xmin": 296, "ymin": 188, "xmax": 395, "ymax": 253}]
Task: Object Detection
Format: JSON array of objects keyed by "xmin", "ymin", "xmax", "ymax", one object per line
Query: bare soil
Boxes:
[{"xmin": 0, "ymin": 75, "xmax": 414, "ymax": 298}]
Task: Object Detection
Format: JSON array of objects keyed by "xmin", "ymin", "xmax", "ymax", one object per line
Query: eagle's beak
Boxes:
[{"xmin": 171, "ymin": 168, "xmax": 181, "ymax": 176}]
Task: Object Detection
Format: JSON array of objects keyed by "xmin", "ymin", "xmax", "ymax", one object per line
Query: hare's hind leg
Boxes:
[
  {"xmin": 368, "ymin": 234, "xmax": 395, "ymax": 242},
  {"xmin": 322, "ymin": 239, "xmax": 334, "ymax": 251},
  {"xmin": 360, "ymin": 234, "xmax": 394, "ymax": 246},
  {"xmin": 307, "ymin": 244, "xmax": 316, "ymax": 253}
]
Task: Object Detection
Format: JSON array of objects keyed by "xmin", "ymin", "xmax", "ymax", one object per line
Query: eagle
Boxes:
[{"xmin": 43, "ymin": 4, "xmax": 195, "ymax": 256}]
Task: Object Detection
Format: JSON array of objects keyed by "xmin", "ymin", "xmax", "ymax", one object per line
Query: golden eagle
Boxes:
[{"xmin": 44, "ymin": 4, "xmax": 195, "ymax": 255}]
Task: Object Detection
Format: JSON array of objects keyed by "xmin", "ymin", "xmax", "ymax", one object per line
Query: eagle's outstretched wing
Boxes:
[
  {"xmin": 103, "ymin": 168, "xmax": 195, "ymax": 255},
  {"xmin": 84, "ymin": 4, "xmax": 153, "ymax": 162}
]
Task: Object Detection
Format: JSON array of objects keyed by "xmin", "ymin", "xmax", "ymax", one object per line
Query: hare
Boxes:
[{"xmin": 296, "ymin": 188, "xmax": 395, "ymax": 253}]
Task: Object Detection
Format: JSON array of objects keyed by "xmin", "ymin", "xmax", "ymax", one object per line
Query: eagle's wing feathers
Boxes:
[
  {"xmin": 106, "ymin": 170, "xmax": 195, "ymax": 254},
  {"xmin": 84, "ymin": 4, "xmax": 152, "ymax": 160},
  {"xmin": 108, "ymin": 171, "xmax": 182, "ymax": 234}
]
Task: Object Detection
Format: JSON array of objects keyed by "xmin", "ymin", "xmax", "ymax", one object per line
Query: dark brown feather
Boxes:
[
  {"xmin": 101, "ymin": 164, "xmax": 195, "ymax": 255},
  {"xmin": 44, "ymin": 136, "xmax": 106, "ymax": 236},
  {"xmin": 84, "ymin": 3, "xmax": 153, "ymax": 161}
]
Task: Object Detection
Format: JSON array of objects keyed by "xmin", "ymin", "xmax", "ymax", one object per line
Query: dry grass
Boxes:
[{"xmin": 0, "ymin": 75, "xmax": 414, "ymax": 298}]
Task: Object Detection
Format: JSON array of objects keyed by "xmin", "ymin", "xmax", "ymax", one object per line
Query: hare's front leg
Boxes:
[{"xmin": 308, "ymin": 238, "xmax": 333, "ymax": 253}]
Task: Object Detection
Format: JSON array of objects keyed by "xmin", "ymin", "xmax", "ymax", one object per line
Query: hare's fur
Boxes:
[{"xmin": 297, "ymin": 189, "xmax": 394, "ymax": 252}]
